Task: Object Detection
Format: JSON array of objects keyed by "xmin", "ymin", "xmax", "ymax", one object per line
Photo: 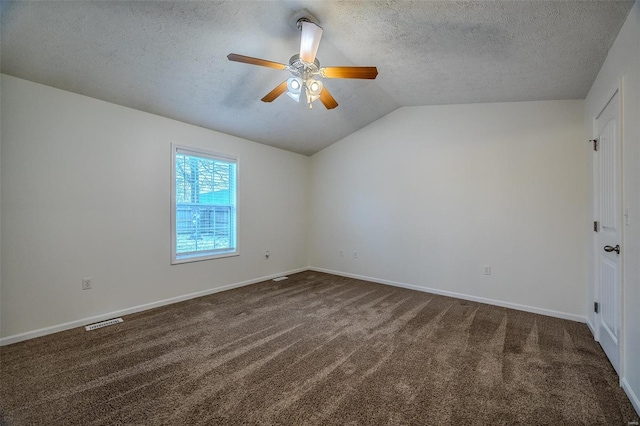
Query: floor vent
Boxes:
[
  {"xmin": 272, "ymin": 276, "xmax": 288, "ymax": 282},
  {"xmin": 85, "ymin": 318, "xmax": 123, "ymax": 331}
]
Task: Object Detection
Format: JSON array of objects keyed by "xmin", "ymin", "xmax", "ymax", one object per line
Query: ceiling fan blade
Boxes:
[
  {"xmin": 227, "ymin": 53, "xmax": 287, "ymax": 70},
  {"xmin": 319, "ymin": 87, "xmax": 338, "ymax": 110},
  {"xmin": 322, "ymin": 66, "xmax": 378, "ymax": 79},
  {"xmin": 261, "ymin": 81, "xmax": 289, "ymax": 102},
  {"xmin": 299, "ymin": 21, "xmax": 323, "ymax": 63}
]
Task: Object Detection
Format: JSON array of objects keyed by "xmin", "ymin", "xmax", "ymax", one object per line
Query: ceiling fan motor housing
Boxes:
[{"xmin": 288, "ymin": 54, "xmax": 320, "ymax": 77}]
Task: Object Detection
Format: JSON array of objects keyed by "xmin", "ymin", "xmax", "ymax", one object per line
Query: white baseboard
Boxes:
[
  {"xmin": 586, "ymin": 317, "xmax": 597, "ymax": 337},
  {"xmin": 0, "ymin": 267, "xmax": 308, "ymax": 346},
  {"xmin": 309, "ymin": 267, "xmax": 587, "ymax": 323},
  {"xmin": 0, "ymin": 266, "xmax": 590, "ymax": 346},
  {"xmin": 622, "ymin": 377, "xmax": 640, "ymax": 417}
]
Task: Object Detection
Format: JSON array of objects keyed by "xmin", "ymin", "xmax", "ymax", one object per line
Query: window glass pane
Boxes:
[{"xmin": 173, "ymin": 148, "xmax": 237, "ymax": 261}]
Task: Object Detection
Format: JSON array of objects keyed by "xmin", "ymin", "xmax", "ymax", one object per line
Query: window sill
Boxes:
[{"xmin": 172, "ymin": 251, "xmax": 239, "ymax": 265}]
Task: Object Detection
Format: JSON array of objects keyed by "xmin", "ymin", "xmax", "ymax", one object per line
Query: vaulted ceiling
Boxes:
[{"xmin": 1, "ymin": 1, "xmax": 634, "ymax": 155}]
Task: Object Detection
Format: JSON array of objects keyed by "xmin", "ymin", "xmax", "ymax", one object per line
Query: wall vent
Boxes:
[{"xmin": 85, "ymin": 318, "xmax": 123, "ymax": 331}]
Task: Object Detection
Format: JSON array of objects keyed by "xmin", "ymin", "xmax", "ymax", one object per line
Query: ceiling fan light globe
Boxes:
[
  {"xmin": 287, "ymin": 77, "xmax": 302, "ymax": 94},
  {"xmin": 286, "ymin": 77, "xmax": 302, "ymax": 103},
  {"xmin": 306, "ymin": 79, "xmax": 323, "ymax": 98}
]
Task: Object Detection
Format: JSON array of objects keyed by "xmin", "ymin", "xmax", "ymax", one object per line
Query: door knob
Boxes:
[{"xmin": 604, "ymin": 244, "xmax": 621, "ymax": 254}]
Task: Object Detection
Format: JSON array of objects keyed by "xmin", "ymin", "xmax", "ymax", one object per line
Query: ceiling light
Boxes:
[
  {"xmin": 286, "ymin": 77, "xmax": 302, "ymax": 102},
  {"xmin": 306, "ymin": 78, "xmax": 323, "ymax": 98},
  {"xmin": 305, "ymin": 78, "xmax": 323, "ymax": 108}
]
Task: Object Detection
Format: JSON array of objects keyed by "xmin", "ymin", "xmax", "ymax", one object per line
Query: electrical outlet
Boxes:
[
  {"xmin": 82, "ymin": 278, "xmax": 93, "ymax": 290},
  {"xmin": 353, "ymin": 251, "xmax": 358, "ymax": 258},
  {"xmin": 265, "ymin": 250, "xmax": 270, "ymax": 259},
  {"xmin": 483, "ymin": 265, "xmax": 491, "ymax": 275},
  {"xmin": 339, "ymin": 250, "xmax": 343, "ymax": 257}
]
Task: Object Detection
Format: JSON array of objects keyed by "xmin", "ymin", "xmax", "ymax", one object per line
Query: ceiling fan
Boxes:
[{"xmin": 227, "ymin": 14, "xmax": 378, "ymax": 110}]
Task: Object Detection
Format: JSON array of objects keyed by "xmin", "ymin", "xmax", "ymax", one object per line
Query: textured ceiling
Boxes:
[{"xmin": 1, "ymin": 1, "xmax": 634, "ymax": 155}]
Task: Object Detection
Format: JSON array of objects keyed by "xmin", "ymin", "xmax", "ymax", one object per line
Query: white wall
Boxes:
[
  {"xmin": 309, "ymin": 100, "xmax": 587, "ymax": 319},
  {"xmin": 585, "ymin": 2, "xmax": 640, "ymax": 414},
  {"xmin": 0, "ymin": 71, "xmax": 3, "ymax": 341},
  {"xmin": 0, "ymin": 75, "xmax": 309, "ymax": 340}
]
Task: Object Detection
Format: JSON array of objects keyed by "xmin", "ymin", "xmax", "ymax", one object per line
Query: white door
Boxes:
[{"xmin": 594, "ymin": 89, "xmax": 622, "ymax": 375}]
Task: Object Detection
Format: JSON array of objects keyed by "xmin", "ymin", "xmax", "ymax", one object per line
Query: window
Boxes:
[{"xmin": 171, "ymin": 144, "xmax": 237, "ymax": 263}]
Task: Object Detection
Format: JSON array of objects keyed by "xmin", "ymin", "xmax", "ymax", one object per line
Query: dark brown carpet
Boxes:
[{"xmin": 0, "ymin": 271, "xmax": 637, "ymax": 425}]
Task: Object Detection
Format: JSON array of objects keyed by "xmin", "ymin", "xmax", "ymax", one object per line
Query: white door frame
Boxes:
[{"xmin": 592, "ymin": 78, "xmax": 624, "ymax": 380}]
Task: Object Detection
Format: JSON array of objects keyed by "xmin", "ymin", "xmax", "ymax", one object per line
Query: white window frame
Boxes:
[{"xmin": 171, "ymin": 143, "xmax": 239, "ymax": 264}]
